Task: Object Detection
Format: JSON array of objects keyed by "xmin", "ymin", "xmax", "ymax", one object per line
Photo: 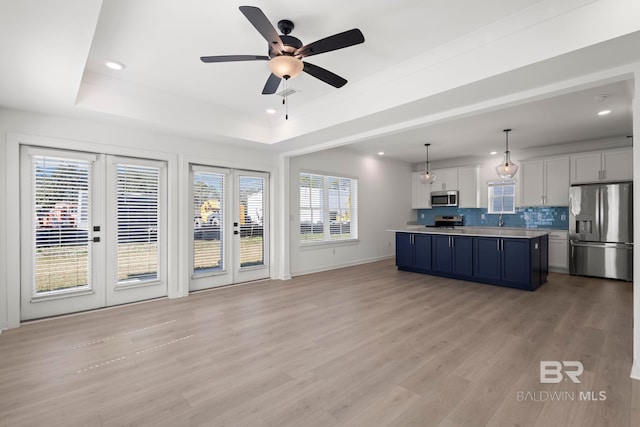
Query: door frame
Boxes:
[{"xmin": 5, "ymin": 133, "xmax": 179, "ymax": 326}]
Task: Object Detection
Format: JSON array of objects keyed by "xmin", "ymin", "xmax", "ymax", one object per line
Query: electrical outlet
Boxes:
[
  {"xmin": 332, "ymin": 248, "xmax": 336, "ymax": 255},
  {"xmin": 420, "ymin": 213, "xmax": 424, "ymax": 219},
  {"xmin": 561, "ymin": 214, "xmax": 566, "ymax": 221},
  {"xmin": 481, "ymin": 214, "xmax": 485, "ymax": 219}
]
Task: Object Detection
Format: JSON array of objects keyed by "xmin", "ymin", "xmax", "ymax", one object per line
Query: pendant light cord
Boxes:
[{"xmin": 503, "ymin": 129, "xmax": 511, "ymax": 166}]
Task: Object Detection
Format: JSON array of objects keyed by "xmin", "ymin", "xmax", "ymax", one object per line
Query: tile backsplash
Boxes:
[{"xmin": 417, "ymin": 206, "xmax": 569, "ymax": 230}]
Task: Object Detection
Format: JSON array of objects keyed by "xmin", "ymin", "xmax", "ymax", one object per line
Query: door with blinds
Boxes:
[
  {"xmin": 20, "ymin": 147, "xmax": 167, "ymax": 320},
  {"xmin": 190, "ymin": 166, "xmax": 269, "ymax": 291},
  {"xmin": 105, "ymin": 157, "xmax": 168, "ymax": 306},
  {"xmin": 234, "ymin": 171, "xmax": 269, "ymax": 283}
]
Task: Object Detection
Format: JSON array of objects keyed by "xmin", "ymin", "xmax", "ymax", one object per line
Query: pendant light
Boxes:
[
  {"xmin": 419, "ymin": 143, "xmax": 437, "ymax": 185},
  {"xmin": 495, "ymin": 129, "xmax": 518, "ymax": 179}
]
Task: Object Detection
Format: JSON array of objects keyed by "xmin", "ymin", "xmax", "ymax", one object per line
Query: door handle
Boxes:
[{"xmin": 497, "ymin": 239, "xmax": 500, "ymax": 251}]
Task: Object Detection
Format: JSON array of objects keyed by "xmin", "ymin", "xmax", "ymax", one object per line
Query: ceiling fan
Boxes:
[{"xmin": 200, "ymin": 6, "xmax": 365, "ymax": 95}]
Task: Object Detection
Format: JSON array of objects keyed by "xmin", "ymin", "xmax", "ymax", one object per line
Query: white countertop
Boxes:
[{"xmin": 389, "ymin": 226, "xmax": 550, "ymax": 239}]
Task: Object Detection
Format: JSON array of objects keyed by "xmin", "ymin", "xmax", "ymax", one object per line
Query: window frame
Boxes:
[
  {"xmin": 299, "ymin": 171, "xmax": 358, "ymax": 245},
  {"xmin": 488, "ymin": 179, "xmax": 516, "ymax": 214}
]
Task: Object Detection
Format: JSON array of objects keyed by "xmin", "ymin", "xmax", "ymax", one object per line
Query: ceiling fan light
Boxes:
[{"xmin": 269, "ymin": 56, "xmax": 303, "ymax": 79}]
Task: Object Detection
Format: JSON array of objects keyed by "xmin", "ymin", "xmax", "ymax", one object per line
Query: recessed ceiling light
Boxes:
[
  {"xmin": 490, "ymin": 151, "xmax": 497, "ymax": 155},
  {"xmin": 378, "ymin": 151, "xmax": 384, "ymax": 156},
  {"xmin": 598, "ymin": 110, "xmax": 611, "ymax": 116},
  {"xmin": 266, "ymin": 108, "xmax": 276, "ymax": 114},
  {"xmin": 104, "ymin": 60, "xmax": 125, "ymax": 70}
]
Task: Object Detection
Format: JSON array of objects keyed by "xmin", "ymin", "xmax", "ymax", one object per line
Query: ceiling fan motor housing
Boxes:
[{"xmin": 271, "ymin": 34, "xmax": 303, "ymax": 57}]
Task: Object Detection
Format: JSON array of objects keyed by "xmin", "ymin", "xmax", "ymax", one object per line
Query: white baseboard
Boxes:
[{"xmin": 290, "ymin": 255, "xmax": 394, "ymax": 277}]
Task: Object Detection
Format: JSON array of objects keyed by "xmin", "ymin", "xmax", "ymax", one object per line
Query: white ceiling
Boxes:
[{"xmin": 0, "ymin": 0, "xmax": 637, "ymax": 163}]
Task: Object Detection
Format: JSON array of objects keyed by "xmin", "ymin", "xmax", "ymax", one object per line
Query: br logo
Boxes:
[{"xmin": 540, "ymin": 361, "xmax": 584, "ymax": 384}]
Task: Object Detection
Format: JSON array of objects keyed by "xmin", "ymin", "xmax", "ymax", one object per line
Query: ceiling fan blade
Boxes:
[
  {"xmin": 239, "ymin": 6, "xmax": 284, "ymax": 53},
  {"xmin": 200, "ymin": 55, "xmax": 269, "ymax": 63},
  {"xmin": 296, "ymin": 29, "xmax": 364, "ymax": 58},
  {"xmin": 262, "ymin": 73, "xmax": 282, "ymax": 94},
  {"xmin": 303, "ymin": 62, "xmax": 347, "ymax": 88}
]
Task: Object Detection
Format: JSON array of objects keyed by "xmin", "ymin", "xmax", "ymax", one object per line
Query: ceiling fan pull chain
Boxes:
[{"xmin": 284, "ymin": 77, "xmax": 289, "ymax": 120}]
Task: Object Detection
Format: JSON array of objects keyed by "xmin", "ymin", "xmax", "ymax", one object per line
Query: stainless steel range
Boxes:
[{"xmin": 425, "ymin": 215, "xmax": 463, "ymax": 229}]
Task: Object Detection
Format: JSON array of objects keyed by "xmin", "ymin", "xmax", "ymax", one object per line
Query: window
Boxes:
[
  {"xmin": 300, "ymin": 172, "xmax": 357, "ymax": 243},
  {"xmin": 192, "ymin": 168, "xmax": 225, "ymax": 275},
  {"xmin": 488, "ymin": 180, "xmax": 516, "ymax": 213},
  {"xmin": 115, "ymin": 163, "xmax": 161, "ymax": 284},
  {"xmin": 32, "ymin": 154, "xmax": 92, "ymax": 294}
]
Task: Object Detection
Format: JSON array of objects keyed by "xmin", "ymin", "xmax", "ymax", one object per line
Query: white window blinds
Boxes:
[
  {"xmin": 300, "ymin": 172, "xmax": 357, "ymax": 242},
  {"xmin": 32, "ymin": 155, "xmax": 92, "ymax": 294},
  {"xmin": 238, "ymin": 176, "xmax": 265, "ymax": 267},
  {"xmin": 116, "ymin": 163, "xmax": 160, "ymax": 284},
  {"xmin": 192, "ymin": 169, "xmax": 225, "ymax": 275}
]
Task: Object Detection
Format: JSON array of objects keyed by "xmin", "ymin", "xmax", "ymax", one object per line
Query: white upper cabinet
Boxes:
[
  {"xmin": 431, "ymin": 168, "xmax": 458, "ymax": 191},
  {"xmin": 545, "ymin": 156, "xmax": 571, "ymax": 205},
  {"xmin": 601, "ymin": 149, "xmax": 633, "ymax": 182},
  {"xmin": 457, "ymin": 167, "xmax": 480, "ymax": 208},
  {"xmin": 520, "ymin": 160, "xmax": 545, "ymax": 207},
  {"xmin": 411, "ymin": 166, "xmax": 481, "ymax": 209},
  {"xmin": 411, "ymin": 171, "xmax": 431, "ymax": 209},
  {"xmin": 520, "ymin": 156, "xmax": 570, "ymax": 207},
  {"xmin": 570, "ymin": 148, "xmax": 632, "ymax": 184}
]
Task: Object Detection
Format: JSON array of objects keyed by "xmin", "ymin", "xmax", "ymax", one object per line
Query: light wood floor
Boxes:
[{"xmin": 1, "ymin": 259, "xmax": 638, "ymax": 426}]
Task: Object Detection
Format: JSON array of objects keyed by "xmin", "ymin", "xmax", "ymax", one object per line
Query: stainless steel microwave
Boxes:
[{"xmin": 430, "ymin": 190, "xmax": 458, "ymax": 207}]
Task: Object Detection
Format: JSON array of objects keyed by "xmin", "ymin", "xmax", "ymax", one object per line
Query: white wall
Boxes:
[
  {"xmin": 289, "ymin": 147, "xmax": 413, "ymax": 276},
  {"xmin": 0, "ymin": 108, "xmax": 281, "ymax": 329}
]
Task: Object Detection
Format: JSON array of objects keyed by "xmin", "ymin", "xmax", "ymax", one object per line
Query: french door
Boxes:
[
  {"xmin": 20, "ymin": 147, "xmax": 167, "ymax": 320},
  {"xmin": 189, "ymin": 166, "xmax": 269, "ymax": 291}
]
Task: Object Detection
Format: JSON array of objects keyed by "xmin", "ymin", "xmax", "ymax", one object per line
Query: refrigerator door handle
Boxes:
[
  {"xmin": 570, "ymin": 241, "xmax": 633, "ymax": 249},
  {"xmin": 597, "ymin": 185, "xmax": 602, "ymax": 242}
]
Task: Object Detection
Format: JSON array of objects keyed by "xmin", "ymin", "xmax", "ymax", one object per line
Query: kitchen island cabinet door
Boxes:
[
  {"xmin": 501, "ymin": 238, "xmax": 532, "ymax": 287},
  {"xmin": 452, "ymin": 236, "xmax": 473, "ymax": 277},
  {"xmin": 473, "ymin": 237, "xmax": 501, "ymax": 281},
  {"xmin": 432, "ymin": 235, "xmax": 453, "ymax": 273},
  {"xmin": 395, "ymin": 232, "xmax": 414, "ymax": 269},
  {"xmin": 414, "ymin": 233, "xmax": 432, "ymax": 271}
]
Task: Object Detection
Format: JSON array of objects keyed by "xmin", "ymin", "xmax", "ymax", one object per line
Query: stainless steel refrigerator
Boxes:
[{"xmin": 569, "ymin": 182, "xmax": 633, "ymax": 281}]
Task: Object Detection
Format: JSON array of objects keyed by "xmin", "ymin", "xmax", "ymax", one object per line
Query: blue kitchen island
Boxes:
[{"xmin": 391, "ymin": 227, "xmax": 549, "ymax": 291}]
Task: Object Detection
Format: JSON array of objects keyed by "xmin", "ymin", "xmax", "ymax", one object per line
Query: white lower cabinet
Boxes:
[{"xmin": 548, "ymin": 230, "xmax": 568, "ymax": 272}]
